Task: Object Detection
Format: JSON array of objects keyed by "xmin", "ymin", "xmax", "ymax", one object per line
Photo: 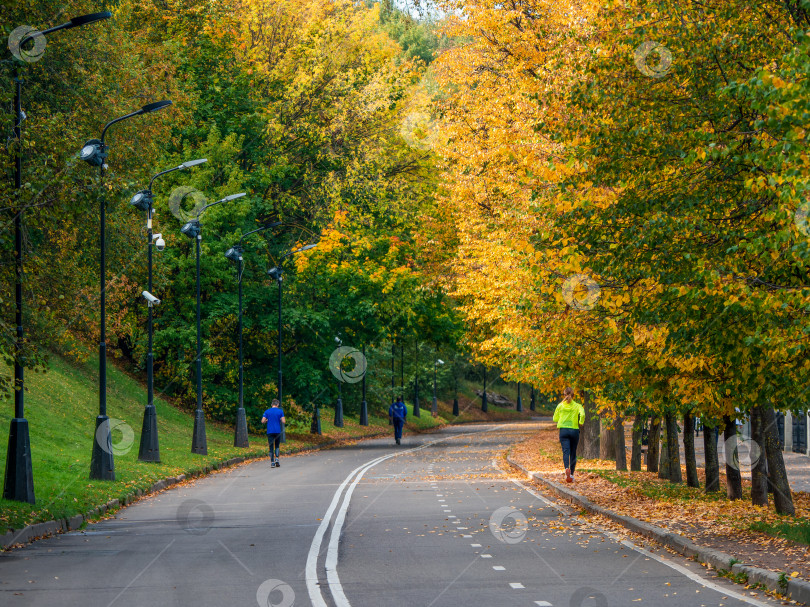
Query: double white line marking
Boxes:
[{"xmin": 305, "ymin": 435, "xmax": 465, "ymax": 607}]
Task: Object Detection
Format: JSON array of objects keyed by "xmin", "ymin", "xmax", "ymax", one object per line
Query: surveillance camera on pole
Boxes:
[
  {"xmin": 152, "ymin": 233, "xmax": 165, "ymax": 251},
  {"xmin": 142, "ymin": 291, "xmax": 160, "ymax": 306}
]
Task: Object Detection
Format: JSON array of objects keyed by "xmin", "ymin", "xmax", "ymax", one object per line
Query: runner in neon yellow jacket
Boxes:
[{"xmin": 553, "ymin": 388, "xmax": 585, "ymax": 482}]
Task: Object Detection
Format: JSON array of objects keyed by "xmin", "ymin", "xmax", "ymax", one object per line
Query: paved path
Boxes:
[{"xmin": 0, "ymin": 423, "xmax": 781, "ymax": 606}]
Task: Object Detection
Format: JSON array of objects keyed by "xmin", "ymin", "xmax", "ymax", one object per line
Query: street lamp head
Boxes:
[
  {"xmin": 67, "ymin": 11, "xmax": 112, "ymax": 28},
  {"xmin": 334, "ymin": 336, "xmax": 342, "ymax": 345},
  {"xmin": 437, "ymin": 359, "xmax": 445, "ymax": 365},
  {"xmin": 79, "ymin": 139, "xmax": 106, "ymax": 166},
  {"xmin": 139, "ymin": 100, "xmax": 173, "ymax": 114},
  {"xmin": 180, "ymin": 158, "xmax": 208, "ymax": 170},
  {"xmin": 267, "ymin": 267, "xmax": 282, "ymax": 280},
  {"xmin": 180, "ymin": 220, "xmax": 201, "ymax": 239},
  {"xmin": 224, "ymin": 245, "xmax": 243, "ymax": 263},
  {"xmin": 221, "ymin": 192, "xmax": 246, "ymax": 202},
  {"xmin": 129, "ymin": 189, "xmax": 153, "ymax": 212}
]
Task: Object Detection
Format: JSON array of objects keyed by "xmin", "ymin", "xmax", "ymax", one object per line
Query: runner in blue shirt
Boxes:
[
  {"xmin": 388, "ymin": 395, "xmax": 407, "ymax": 445},
  {"xmin": 261, "ymin": 399, "xmax": 286, "ymax": 468}
]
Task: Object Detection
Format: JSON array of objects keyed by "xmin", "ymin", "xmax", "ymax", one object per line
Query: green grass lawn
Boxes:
[
  {"xmin": 750, "ymin": 519, "xmax": 810, "ymax": 546},
  {"xmin": 0, "ymin": 354, "xmax": 540, "ymax": 535}
]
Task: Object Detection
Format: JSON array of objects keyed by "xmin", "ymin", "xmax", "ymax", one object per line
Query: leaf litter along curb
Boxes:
[{"xmin": 510, "ymin": 423, "xmax": 810, "ymax": 584}]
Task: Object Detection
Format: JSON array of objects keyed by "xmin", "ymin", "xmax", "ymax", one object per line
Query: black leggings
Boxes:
[
  {"xmin": 559, "ymin": 428, "xmax": 580, "ymax": 473},
  {"xmin": 267, "ymin": 433, "xmax": 281, "ymax": 460}
]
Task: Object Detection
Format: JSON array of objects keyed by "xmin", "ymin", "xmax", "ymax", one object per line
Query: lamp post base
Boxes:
[
  {"xmin": 3, "ymin": 418, "xmax": 35, "ymax": 503},
  {"xmin": 334, "ymin": 398, "xmax": 344, "ymax": 428},
  {"xmin": 359, "ymin": 400, "xmax": 368, "ymax": 426},
  {"xmin": 191, "ymin": 410, "xmax": 208, "ymax": 454},
  {"xmin": 311, "ymin": 406, "xmax": 322, "ymax": 435},
  {"xmin": 234, "ymin": 407, "xmax": 249, "ymax": 447},
  {"xmin": 516, "ymin": 395, "xmax": 523, "ymax": 412},
  {"xmin": 452, "ymin": 398, "xmax": 459, "ymax": 417},
  {"xmin": 432, "ymin": 396, "xmax": 438, "ymax": 416},
  {"xmin": 413, "ymin": 399, "xmax": 421, "ymax": 418},
  {"xmin": 138, "ymin": 405, "xmax": 160, "ymax": 462},
  {"xmin": 90, "ymin": 415, "xmax": 115, "ymax": 481}
]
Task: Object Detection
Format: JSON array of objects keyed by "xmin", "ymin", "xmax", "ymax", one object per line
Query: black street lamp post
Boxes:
[
  {"xmin": 530, "ymin": 385, "xmax": 536, "ymax": 411},
  {"xmin": 391, "ymin": 342, "xmax": 395, "ymax": 405},
  {"xmin": 81, "ymin": 99, "xmax": 173, "ymax": 480},
  {"xmin": 433, "ymin": 357, "xmax": 444, "ymax": 416},
  {"xmin": 333, "ymin": 336, "xmax": 344, "ymax": 428},
  {"xmin": 360, "ymin": 344, "xmax": 369, "ymax": 426},
  {"xmin": 452, "ymin": 357, "xmax": 459, "ymax": 417},
  {"xmin": 181, "ymin": 192, "xmax": 245, "ymax": 455},
  {"xmin": 224, "ymin": 222, "xmax": 282, "ymax": 447},
  {"xmin": 130, "ymin": 158, "xmax": 207, "ymax": 463},
  {"xmin": 267, "ymin": 243, "xmax": 317, "ymax": 433},
  {"xmin": 413, "ymin": 341, "xmax": 420, "ymax": 418},
  {"xmin": 482, "ymin": 367, "xmax": 488, "ymax": 413},
  {"xmin": 4, "ymin": 10, "xmax": 111, "ymax": 503},
  {"xmin": 517, "ymin": 382, "xmax": 523, "ymax": 412}
]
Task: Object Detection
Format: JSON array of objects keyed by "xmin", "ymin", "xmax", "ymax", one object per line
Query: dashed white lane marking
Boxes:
[
  {"xmin": 534, "ymin": 602, "xmax": 552, "ymax": 606},
  {"xmin": 509, "ymin": 582, "xmax": 525, "ymax": 589},
  {"xmin": 462, "ymin": 534, "xmax": 472, "ymax": 538},
  {"xmin": 471, "ymin": 543, "xmax": 481, "ymax": 547},
  {"xmin": 493, "ymin": 566, "xmax": 505, "ymax": 571},
  {"xmin": 456, "ymin": 526, "xmax": 468, "ymax": 530},
  {"xmin": 481, "ymin": 554, "xmax": 492, "ymax": 559}
]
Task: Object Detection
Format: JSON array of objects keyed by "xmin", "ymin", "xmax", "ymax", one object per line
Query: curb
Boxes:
[{"xmin": 506, "ymin": 455, "xmax": 810, "ymax": 605}]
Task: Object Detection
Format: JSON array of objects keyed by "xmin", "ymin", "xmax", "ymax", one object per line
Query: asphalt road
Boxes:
[{"xmin": 0, "ymin": 422, "xmax": 782, "ymax": 607}]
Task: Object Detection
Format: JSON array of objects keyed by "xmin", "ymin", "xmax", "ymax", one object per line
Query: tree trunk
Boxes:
[
  {"xmin": 614, "ymin": 415, "xmax": 627, "ymax": 471},
  {"xmin": 683, "ymin": 410, "xmax": 699, "ymax": 488},
  {"xmin": 630, "ymin": 415, "xmax": 645, "ymax": 471},
  {"xmin": 600, "ymin": 418, "xmax": 616, "ymax": 460},
  {"xmin": 703, "ymin": 421, "xmax": 720, "ymax": 493},
  {"xmin": 665, "ymin": 410, "xmax": 682, "ymax": 483},
  {"xmin": 579, "ymin": 391, "xmax": 600, "ymax": 459},
  {"xmin": 647, "ymin": 417, "xmax": 661, "ymax": 473},
  {"xmin": 723, "ymin": 414, "xmax": 743, "ymax": 500},
  {"xmin": 761, "ymin": 404, "xmax": 795, "ymax": 515},
  {"xmin": 658, "ymin": 428, "xmax": 670, "ymax": 479},
  {"xmin": 750, "ymin": 405, "xmax": 768, "ymax": 507}
]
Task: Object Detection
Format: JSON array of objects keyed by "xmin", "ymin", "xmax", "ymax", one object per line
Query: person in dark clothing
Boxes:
[
  {"xmin": 388, "ymin": 396, "xmax": 407, "ymax": 445},
  {"xmin": 261, "ymin": 399, "xmax": 286, "ymax": 467}
]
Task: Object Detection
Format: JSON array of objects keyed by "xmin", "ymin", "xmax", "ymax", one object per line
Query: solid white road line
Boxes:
[
  {"xmin": 308, "ymin": 432, "xmax": 479, "ymax": 607},
  {"xmin": 305, "ymin": 455, "xmax": 391, "ymax": 607}
]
